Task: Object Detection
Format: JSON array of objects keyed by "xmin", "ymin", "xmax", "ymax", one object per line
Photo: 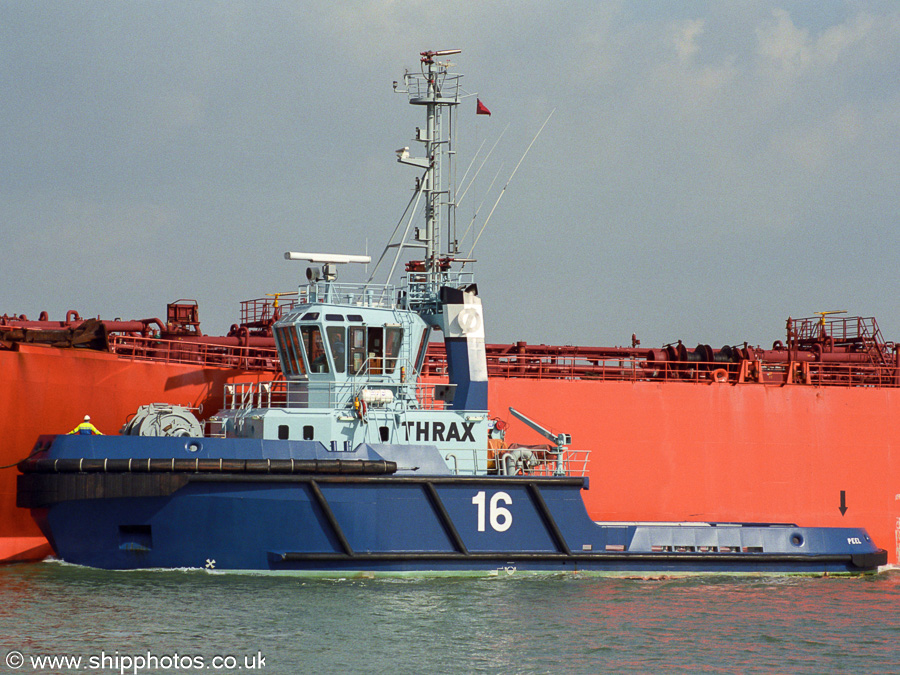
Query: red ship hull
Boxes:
[
  {"xmin": 0, "ymin": 343, "xmax": 276, "ymax": 562},
  {"xmin": 3, "ymin": 313, "xmax": 898, "ymax": 566},
  {"xmin": 489, "ymin": 377, "xmax": 898, "ymax": 565}
]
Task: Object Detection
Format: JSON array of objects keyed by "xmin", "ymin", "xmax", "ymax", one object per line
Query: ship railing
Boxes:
[
  {"xmin": 792, "ymin": 315, "xmax": 885, "ymax": 347},
  {"xmin": 402, "ymin": 69, "xmax": 461, "ymax": 103},
  {"xmin": 344, "ymin": 358, "xmax": 448, "ymax": 409},
  {"xmin": 225, "ymin": 381, "xmax": 291, "ymax": 409},
  {"xmin": 403, "ymin": 270, "xmax": 477, "ymax": 311},
  {"xmin": 306, "ymin": 282, "xmax": 398, "ymax": 308},
  {"xmin": 240, "ymin": 294, "xmax": 304, "ymax": 326},
  {"xmin": 420, "ymin": 348, "xmax": 900, "ymax": 388},
  {"xmin": 110, "ymin": 334, "xmax": 900, "ymax": 388},
  {"xmin": 804, "ymin": 362, "xmax": 900, "ymax": 387},
  {"xmin": 109, "ymin": 335, "xmax": 280, "ymax": 370},
  {"xmin": 223, "ymin": 379, "xmax": 451, "ymax": 411},
  {"xmin": 478, "ymin": 353, "xmax": 733, "ymax": 383},
  {"xmin": 344, "ymin": 355, "xmax": 411, "ymax": 383},
  {"xmin": 497, "ymin": 447, "xmax": 591, "ymax": 478},
  {"xmin": 444, "ymin": 447, "xmax": 591, "ymax": 477},
  {"xmin": 726, "ymin": 359, "xmax": 899, "ymax": 386}
]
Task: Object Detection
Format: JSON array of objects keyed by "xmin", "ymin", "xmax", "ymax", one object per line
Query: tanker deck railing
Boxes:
[
  {"xmin": 110, "ymin": 335, "xmax": 279, "ymax": 371},
  {"xmin": 792, "ymin": 315, "xmax": 884, "ymax": 346},
  {"xmin": 240, "ymin": 294, "xmax": 303, "ymax": 326},
  {"xmin": 422, "ymin": 345, "xmax": 900, "ymax": 387},
  {"xmin": 109, "ymin": 335, "xmax": 899, "ymax": 387}
]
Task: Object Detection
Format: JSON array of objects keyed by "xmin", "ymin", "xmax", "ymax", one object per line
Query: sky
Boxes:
[{"xmin": 1, "ymin": 1, "xmax": 898, "ymax": 349}]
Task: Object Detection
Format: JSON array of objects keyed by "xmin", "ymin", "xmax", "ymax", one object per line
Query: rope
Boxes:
[{"xmin": 0, "ymin": 445, "xmax": 45, "ymax": 470}]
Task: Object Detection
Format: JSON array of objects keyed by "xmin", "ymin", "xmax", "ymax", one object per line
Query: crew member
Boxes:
[
  {"xmin": 330, "ymin": 331, "xmax": 345, "ymax": 372},
  {"xmin": 68, "ymin": 415, "xmax": 103, "ymax": 435}
]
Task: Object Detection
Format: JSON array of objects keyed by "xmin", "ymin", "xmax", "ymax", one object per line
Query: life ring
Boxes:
[{"xmin": 710, "ymin": 368, "xmax": 728, "ymax": 383}]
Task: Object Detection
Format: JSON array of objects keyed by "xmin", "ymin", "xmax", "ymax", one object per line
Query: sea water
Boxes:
[{"xmin": 1, "ymin": 562, "xmax": 898, "ymax": 674}]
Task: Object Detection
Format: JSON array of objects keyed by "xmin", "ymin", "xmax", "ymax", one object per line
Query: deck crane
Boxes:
[{"xmin": 508, "ymin": 407, "xmax": 572, "ymax": 476}]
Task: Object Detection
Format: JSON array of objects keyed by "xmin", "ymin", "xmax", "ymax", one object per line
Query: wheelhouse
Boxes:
[{"xmin": 272, "ymin": 301, "xmax": 430, "ymax": 391}]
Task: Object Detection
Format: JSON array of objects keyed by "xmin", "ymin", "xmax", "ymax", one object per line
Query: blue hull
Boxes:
[{"xmin": 18, "ymin": 436, "xmax": 886, "ymax": 575}]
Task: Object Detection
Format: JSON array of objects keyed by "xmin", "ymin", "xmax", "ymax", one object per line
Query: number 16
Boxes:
[{"xmin": 472, "ymin": 491, "xmax": 513, "ymax": 532}]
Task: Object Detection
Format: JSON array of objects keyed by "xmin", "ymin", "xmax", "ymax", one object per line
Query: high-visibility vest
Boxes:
[{"xmin": 67, "ymin": 422, "xmax": 103, "ymax": 435}]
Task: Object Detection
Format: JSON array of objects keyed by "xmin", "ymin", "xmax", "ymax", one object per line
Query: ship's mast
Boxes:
[
  {"xmin": 395, "ymin": 49, "xmax": 463, "ymax": 291},
  {"xmin": 391, "ymin": 51, "xmax": 487, "ymax": 412}
]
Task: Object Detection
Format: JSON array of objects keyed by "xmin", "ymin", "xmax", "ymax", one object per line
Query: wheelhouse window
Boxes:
[
  {"xmin": 301, "ymin": 325, "xmax": 330, "ymax": 373},
  {"xmin": 384, "ymin": 326, "xmax": 403, "ymax": 374},
  {"xmin": 349, "ymin": 326, "xmax": 366, "ymax": 375},
  {"xmin": 414, "ymin": 326, "xmax": 430, "ymax": 375},
  {"xmin": 326, "ymin": 326, "xmax": 346, "ymax": 373},
  {"xmin": 275, "ymin": 325, "xmax": 306, "ymax": 377},
  {"xmin": 288, "ymin": 328, "xmax": 306, "ymax": 375}
]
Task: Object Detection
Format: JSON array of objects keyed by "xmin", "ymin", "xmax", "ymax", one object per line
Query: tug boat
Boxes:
[{"xmin": 17, "ymin": 50, "xmax": 886, "ymax": 575}]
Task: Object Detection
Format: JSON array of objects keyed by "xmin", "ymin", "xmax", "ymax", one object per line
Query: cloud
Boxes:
[
  {"xmin": 673, "ymin": 18, "xmax": 705, "ymax": 65},
  {"xmin": 2, "ymin": 2, "xmax": 899, "ymax": 346},
  {"xmin": 756, "ymin": 8, "xmax": 875, "ymax": 76}
]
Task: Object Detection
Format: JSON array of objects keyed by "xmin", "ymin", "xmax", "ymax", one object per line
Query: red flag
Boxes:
[{"xmin": 476, "ymin": 98, "xmax": 491, "ymax": 116}]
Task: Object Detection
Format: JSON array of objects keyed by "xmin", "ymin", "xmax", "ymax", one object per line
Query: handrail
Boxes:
[
  {"xmin": 222, "ymin": 380, "xmax": 451, "ymax": 412},
  {"xmin": 448, "ymin": 446, "xmax": 590, "ymax": 477},
  {"xmin": 109, "ymin": 335, "xmax": 279, "ymax": 371},
  {"xmin": 240, "ymin": 294, "xmax": 303, "ymax": 325},
  {"xmin": 422, "ymin": 350, "xmax": 900, "ymax": 387},
  {"xmin": 108, "ymin": 335, "xmax": 899, "ymax": 388}
]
